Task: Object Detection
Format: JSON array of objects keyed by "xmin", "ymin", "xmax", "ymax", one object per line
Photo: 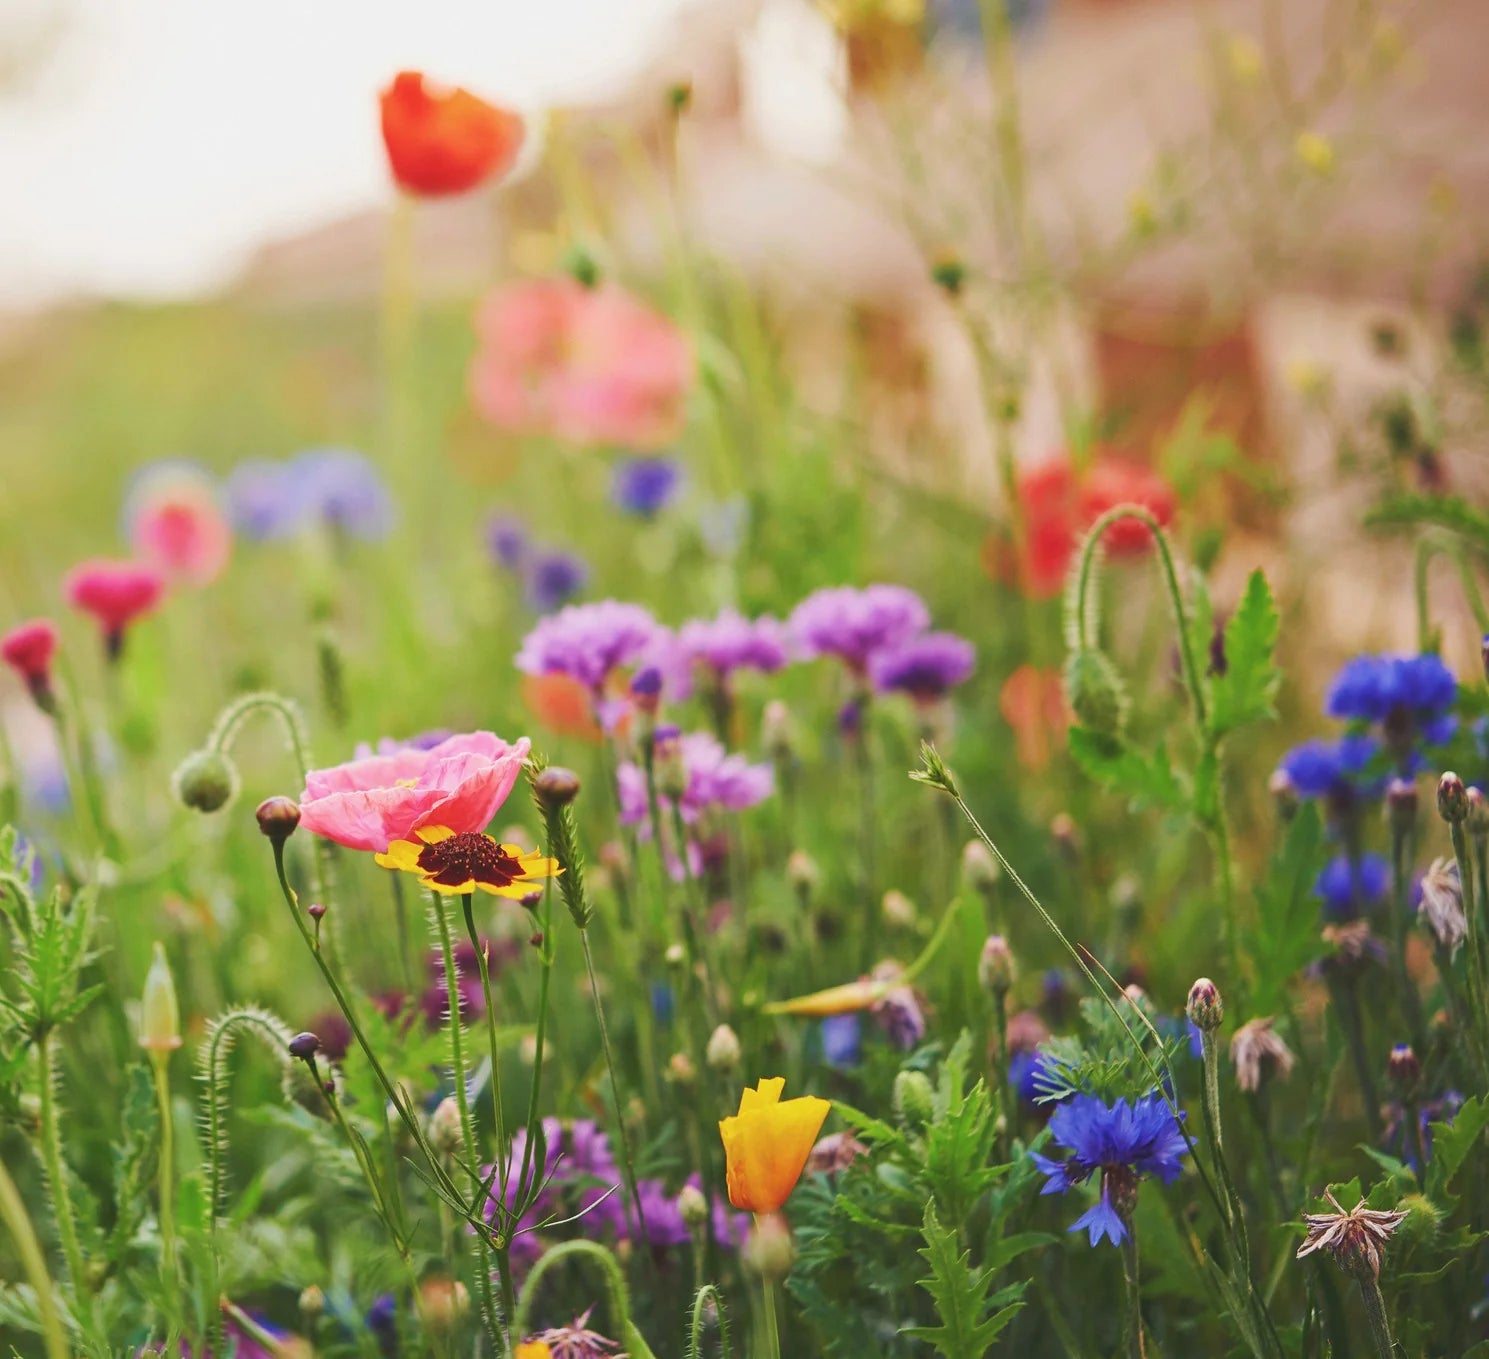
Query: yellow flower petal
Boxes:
[
  {"xmin": 481, "ymin": 882, "xmax": 537, "ymax": 899},
  {"xmin": 738, "ymin": 1076, "xmax": 786, "ymax": 1115},
  {"xmin": 416, "ymin": 825, "xmax": 455, "ymax": 844},
  {"xmin": 720, "ymin": 1080, "xmax": 830, "ymax": 1213},
  {"xmin": 374, "ymin": 839, "xmax": 424, "ymax": 871}
]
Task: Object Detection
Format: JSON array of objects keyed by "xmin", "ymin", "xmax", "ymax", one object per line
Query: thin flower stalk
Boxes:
[{"xmin": 0, "ymin": 1134, "xmax": 67, "ymax": 1359}]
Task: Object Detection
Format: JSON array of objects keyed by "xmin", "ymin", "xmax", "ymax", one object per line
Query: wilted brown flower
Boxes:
[
  {"xmin": 1297, "ymin": 1189, "xmax": 1408, "ymax": 1280},
  {"xmin": 1418, "ymin": 857, "xmax": 1466, "ymax": 955},
  {"xmin": 1229, "ymin": 1017, "xmax": 1296, "ymax": 1093}
]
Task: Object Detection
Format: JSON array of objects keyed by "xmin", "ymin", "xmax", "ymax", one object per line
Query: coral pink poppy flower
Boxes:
[
  {"xmin": 380, "ymin": 71, "xmax": 525, "ymax": 197},
  {"xmin": 298, "ymin": 731, "xmax": 531, "ymax": 854},
  {"xmin": 128, "ymin": 466, "xmax": 233, "ymax": 585},
  {"xmin": 64, "ymin": 559, "xmax": 166, "ymax": 659},
  {"xmin": 1, "ymin": 618, "xmax": 59, "ymax": 709},
  {"xmin": 999, "ymin": 664, "xmax": 1070, "ymax": 771},
  {"xmin": 470, "ymin": 278, "xmax": 693, "ymax": 449}
]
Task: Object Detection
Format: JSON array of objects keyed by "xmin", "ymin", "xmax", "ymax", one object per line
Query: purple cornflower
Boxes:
[
  {"xmin": 1326, "ymin": 653, "xmax": 1458, "ymax": 750},
  {"xmin": 821, "ymin": 1014, "xmax": 863, "ymax": 1067},
  {"xmin": 1009, "ymin": 1049, "xmax": 1065, "ymax": 1109},
  {"xmin": 869, "ymin": 630, "xmax": 975, "ymax": 701},
  {"xmin": 789, "ymin": 584, "xmax": 930, "ymax": 674},
  {"xmin": 294, "ymin": 448, "xmax": 395, "ymax": 539},
  {"xmin": 486, "ymin": 1118, "xmax": 626, "ymax": 1241},
  {"xmin": 1313, "ymin": 853, "xmax": 1390, "ymax": 921},
  {"xmin": 676, "ymin": 609, "xmax": 791, "ymax": 679},
  {"xmin": 1031, "ymin": 1091, "xmax": 1189, "ymax": 1246},
  {"xmin": 629, "ymin": 1174, "xmax": 748, "ymax": 1250},
  {"xmin": 515, "ymin": 600, "xmax": 662, "ymax": 695},
  {"xmin": 353, "ymin": 729, "xmax": 454, "ymax": 758},
  {"xmin": 1383, "ymin": 1090, "xmax": 1464, "ymax": 1171},
  {"xmin": 486, "ymin": 513, "xmax": 530, "ymax": 568},
  {"xmin": 224, "ymin": 459, "xmax": 304, "ymax": 539},
  {"xmin": 524, "ymin": 549, "xmax": 590, "ymax": 614},
  {"xmin": 611, "ymin": 455, "xmax": 683, "ymax": 517},
  {"xmin": 616, "ymin": 731, "xmax": 774, "ymax": 829},
  {"xmin": 1276, "ymin": 736, "xmax": 1382, "ymax": 804},
  {"xmin": 868, "ymin": 962, "xmax": 925, "ymax": 1050}
]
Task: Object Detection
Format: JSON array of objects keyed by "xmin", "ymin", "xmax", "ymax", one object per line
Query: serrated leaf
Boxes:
[
  {"xmin": 1068, "ymin": 728, "xmax": 1187, "ymax": 815},
  {"xmin": 1210, "ymin": 569, "xmax": 1281, "ymax": 737},
  {"xmin": 1244, "ymin": 803, "xmax": 1327, "ymax": 1014},
  {"xmin": 903, "ymin": 1202, "xmax": 1025, "ymax": 1358},
  {"xmin": 1426, "ymin": 1094, "xmax": 1489, "ymax": 1201}
]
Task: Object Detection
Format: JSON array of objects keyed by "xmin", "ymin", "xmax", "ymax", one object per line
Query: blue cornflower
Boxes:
[
  {"xmin": 820, "ymin": 1014, "xmax": 862, "ymax": 1067},
  {"xmin": 1009, "ymin": 1049, "xmax": 1066, "ymax": 1109},
  {"xmin": 1031, "ymin": 1092, "xmax": 1188, "ymax": 1246},
  {"xmin": 1326, "ymin": 653, "xmax": 1457, "ymax": 750},
  {"xmin": 224, "ymin": 460, "xmax": 303, "ymax": 539},
  {"xmin": 612, "ymin": 455, "xmax": 682, "ymax": 517},
  {"xmin": 485, "ymin": 513, "xmax": 530, "ymax": 569},
  {"xmin": 1276, "ymin": 735, "xmax": 1381, "ymax": 802},
  {"xmin": 1313, "ymin": 853, "xmax": 1390, "ymax": 921},
  {"xmin": 524, "ymin": 549, "xmax": 590, "ymax": 614},
  {"xmin": 293, "ymin": 448, "xmax": 395, "ymax": 539}
]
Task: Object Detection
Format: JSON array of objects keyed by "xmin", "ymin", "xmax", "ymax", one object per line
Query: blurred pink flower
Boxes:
[
  {"xmin": 298, "ymin": 730, "xmax": 531, "ymax": 854},
  {"xmin": 127, "ymin": 465, "xmax": 232, "ymax": 585},
  {"xmin": 64, "ymin": 558, "xmax": 166, "ymax": 657},
  {"xmin": 470, "ymin": 278, "xmax": 692, "ymax": 448},
  {"xmin": 1, "ymin": 618, "xmax": 59, "ymax": 695}
]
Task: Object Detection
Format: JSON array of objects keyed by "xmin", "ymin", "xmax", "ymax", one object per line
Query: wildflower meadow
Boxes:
[{"xmin": 3, "ymin": 5, "xmax": 1489, "ymax": 1357}]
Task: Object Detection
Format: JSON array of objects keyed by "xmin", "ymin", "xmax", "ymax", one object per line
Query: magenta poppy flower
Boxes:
[
  {"xmin": 298, "ymin": 730, "xmax": 531, "ymax": 854},
  {"xmin": 2, "ymin": 619, "xmax": 59, "ymax": 707},
  {"xmin": 64, "ymin": 558, "xmax": 166, "ymax": 658}
]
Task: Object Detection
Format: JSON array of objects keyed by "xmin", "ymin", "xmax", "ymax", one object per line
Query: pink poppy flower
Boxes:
[
  {"xmin": 64, "ymin": 558, "xmax": 166, "ymax": 658},
  {"xmin": 127, "ymin": 463, "xmax": 233, "ymax": 585},
  {"xmin": 1, "ymin": 618, "xmax": 59, "ymax": 709},
  {"xmin": 298, "ymin": 730, "xmax": 531, "ymax": 854},
  {"xmin": 469, "ymin": 278, "xmax": 693, "ymax": 449}
]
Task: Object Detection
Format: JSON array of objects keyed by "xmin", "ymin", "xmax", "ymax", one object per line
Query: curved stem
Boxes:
[
  {"xmin": 0, "ymin": 1154, "xmax": 67, "ymax": 1359},
  {"xmin": 689, "ymin": 1284, "xmax": 734, "ymax": 1359},
  {"xmin": 514, "ymin": 1238, "xmax": 634, "ymax": 1343}
]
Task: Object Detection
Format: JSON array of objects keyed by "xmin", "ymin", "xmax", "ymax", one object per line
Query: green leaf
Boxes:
[
  {"xmin": 1067, "ymin": 728, "xmax": 1187, "ymax": 815},
  {"xmin": 1209, "ymin": 569, "xmax": 1281, "ymax": 738},
  {"xmin": 1244, "ymin": 803, "xmax": 1327, "ymax": 1014},
  {"xmin": 1427, "ymin": 1094, "xmax": 1489, "ymax": 1201},
  {"xmin": 902, "ymin": 1202, "xmax": 1025, "ymax": 1358}
]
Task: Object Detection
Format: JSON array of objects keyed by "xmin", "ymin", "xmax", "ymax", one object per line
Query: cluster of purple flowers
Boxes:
[
  {"xmin": 225, "ymin": 448, "xmax": 395, "ymax": 541},
  {"xmin": 611, "ymin": 455, "xmax": 683, "ymax": 517},
  {"xmin": 616, "ymin": 730, "xmax": 774, "ymax": 829},
  {"xmin": 485, "ymin": 514, "xmax": 591, "ymax": 614}
]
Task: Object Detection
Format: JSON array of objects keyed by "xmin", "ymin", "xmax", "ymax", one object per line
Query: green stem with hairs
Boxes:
[
  {"xmin": 514, "ymin": 1238, "xmax": 659, "ymax": 1359},
  {"xmin": 36, "ymin": 1031, "xmax": 97, "ymax": 1342},
  {"xmin": 0, "ymin": 1154, "xmax": 67, "ymax": 1359},
  {"xmin": 1356, "ymin": 1272, "xmax": 1397, "ymax": 1359},
  {"xmin": 689, "ymin": 1284, "xmax": 735, "ymax": 1359},
  {"xmin": 1120, "ymin": 1229, "xmax": 1147, "ymax": 1359}
]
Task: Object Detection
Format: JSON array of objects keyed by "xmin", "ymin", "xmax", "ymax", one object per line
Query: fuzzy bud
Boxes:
[
  {"xmin": 677, "ymin": 1182, "xmax": 708, "ymax": 1231},
  {"xmin": 743, "ymin": 1211, "xmax": 796, "ymax": 1282},
  {"xmin": 667, "ymin": 1051, "xmax": 697, "ymax": 1086},
  {"xmin": 307, "ymin": 902, "xmax": 327, "ymax": 921},
  {"xmin": 960, "ymin": 839, "xmax": 1000, "ymax": 892},
  {"xmin": 1438, "ymin": 772, "xmax": 1468, "ymax": 824},
  {"xmin": 287, "ymin": 1031, "xmax": 321, "ymax": 1062},
  {"xmin": 172, "ymin": 748, "xmax": 239, "ymax": 814},
  {"xmin": 1063, "ymin": 649, "xmax": 1127, "ymax": 737},
  {"xmin": 255, "ymin": 795, "xmax": 301, "ymax": 843},
  {"xmin": 1186, "ymin": 977, "xmax": 1223, "ymax": 1034},
  {"xmin": 706, "ymin": 1023, "xmax": 741, "ymax": 1072},
  {"xmin": 881, "ymin": 889, "xmax": 917, "ymax": 930},
  {"xmin": 138, "ymin": 942, "xmax": 182, "ymax": 1053},
  {"xmin": 428, "ymin": 1096, "xmax": 464, "ymax": 1155},
  {"xmin": 978, "ymin": 935, "xmax": 1017, "ymax": 994},
  {"xmin": 1385, "ymin": 778, "xmax": 1418, "ymax": 834},
  {"xmin": 892, "ymin": 1070, "xmax": 935, "ymax": 1130},
  {"xmin": 1386, "ymin": 1044, "xmax": 1422, "ymax": 1099},
  {"xmin": 534, "ymin": 765, "xmax": 581, "ymax": 809}
]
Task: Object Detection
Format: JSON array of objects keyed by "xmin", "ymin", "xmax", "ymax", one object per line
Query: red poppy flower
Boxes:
[
  {"xmin": 379, "ymin": 71, "xmax": 524, "ymax": 198},
  {"xmin": 1078, "ymin": 459, "xmax": 1177, "ymax": 557}
]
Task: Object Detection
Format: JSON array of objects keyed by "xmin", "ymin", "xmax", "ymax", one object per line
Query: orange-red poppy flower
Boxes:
[
  {"xmin": 999, "ymin": 664, "xmax": 1070, "ymax": 771},
  {"xmin": 719, "ymin": 1078, "xmax": 831, "ymax": 1214},
  {"xmin": 380, "ymin": 71, "xmax": 524, "ymax": 197},
  {"xmin": 522, "ymin": 672, "xmax": 604, "ymax": 742}
]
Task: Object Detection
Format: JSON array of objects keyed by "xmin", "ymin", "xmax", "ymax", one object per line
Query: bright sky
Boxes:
[{"xmin": 0, "ymin": 0, "xmax": 704, "ymax": 306}]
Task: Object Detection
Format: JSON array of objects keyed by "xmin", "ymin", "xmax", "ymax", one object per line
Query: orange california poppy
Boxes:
[
  {"xmin": 379, "ymin": 71, "xmax": 524, "ymax": 197},
  {"xmin": 719, "ymin": 1078, "xmax": 831, "ymax": 1214}
]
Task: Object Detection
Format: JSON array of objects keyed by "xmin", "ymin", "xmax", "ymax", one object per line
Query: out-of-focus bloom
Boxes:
[
  {"xmin": 524, "ymin": 1308, "xmax": 623, "ymax": 1358},
  {"xmin": 807, "ymin": 1130, "xmax": 869, "ymax": 1175},
  {"xmin": 1, "ymin": 619, "xmax": 59, "ymax": 708},
  {"xmin": 612, "ymin": 454, "xmax": 683, "ymax": 516},
  {"xmin": 1229, "ymin": 1017, "xmax": 1296, "ymax": 1092},
  {"xmin": 225, "ymin": 450, "xmax": 394, "ymax": 541},
  {"xmin": 64, "ymin": 558, "xmax": 166, "ymax": 658},
  {"xmin": 1313, "ymin": 853, "xmax": 1390, "ymax": 921},
  {"xmin": 470, "ymin": 278, "xmax": 693, "ymax": 448},
  {"xmin": 719, "ymin": 1078, "xmax": 831, "ymax": 1214},
  {"xmin": 616, "ymin": 731, "xmax": 773, "ymax": 829},
  {"xmin": 1276, "ymin": 736, "xmax": 1382, "ymax": 807},
  {"xmin": 868, "ymin": 960, "xmax": 925, "ymax": 1049},
  {"xmin": 380, "ymin": 70, "xmax": 524, "ymax": 197},
  {"xmin": 125, "ymin": 461, "xmax": 232, "ymax": 586},
  {"xmin": 486, "ymin": 1118, "xmax": 626, "ymax": 1243},
  {"xmin": 1296, "ymin": 1190, "xmax": 1408, "ymax": 1278},
  {"xmin": 629, "ymin": 1173, "xmax": 748, "ymax": 1250},
  {"xmin": 515, "ymin": 600, "xmax": 662, "ymax": 696},
  {"xmin": 820, "ymin": 1014, "xmax": 862, "ymax": 1067},
  {"xmin": 1417, "ymin": 857, "xmax": 1466, "ymax": 954},
  {"xmin": 377, "ymin": 826, "xmax": 559, "ymax": 897},
  {"xmin": 999, "ymin": 665, "xmax": 1069, "ymax": 770},
  {"xmin": 789, "ymin": 584, "xmax": 929, "ymax": 674},
  {"xmin": 523, "ymin": 673, "xmax": 604, "ymax": 742},
  {"xmin": 870, "ymin": 631, "xmax": 975, "ymax": 701},
  {"xmin": 676, "ymin": 609, "xmax": 790, "ymax": 681},
  {"xmin": 1031, "ymin": 1092, "xmax": 1188, "ymax": 1246},
  {"xmin": 1326, "ymin": 653, "xmax": 1457, "ymax": 751},
  {"xmin": 1319, "ymin": 919, "xmax": 1388, "ymax": 977},
  {"xmin": 523, "ymin": 549, "xmax": 590, "ymax": 614},
  {"xmin": 486, "ymin": 513, "xmax": 530, "ymax": 569},
  {"xmin": 1383, "ymin": 1090, "xmax": 1463, "ymax": 1171},
  {"xmin": 298, "ymin": 730, "xmax": 530, "ymax": 853}
]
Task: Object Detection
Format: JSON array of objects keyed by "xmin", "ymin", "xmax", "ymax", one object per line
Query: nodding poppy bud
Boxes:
[
  {"xmin": 1186, "ymin": 977, "xmax": 1223, "ymax": 1034},
  {"xmin": 930, "ymin": 253, "xmax": 967, "ymax": 297},
  {"xmin": 1386, "ymin": 1044, "xmax": 1421, "ymax": 1099},
  {"xmin": 677, "ymin": 1183, "xmax": 708, "ymax": 1231},
  {"xmin": 533, "ymin": 765, "xmax": 581, "ymax": 809},
  {"xmin": 1437, "ymin": 772, "xmax": 1469, "ymax": 824},
  {"xmin": 428, "ymin": 1096, "xmax": 463, "ymax": 1155},
  {"xmin": 138, "ymin": 942, "xmax": 182, "ymax": 1054},
  {"xmin": 743, "ymin": 1211, "xmax": 796, "ymax": 1283},
  {"xmin": 255, "ymin": 796, "xmax": 301, "ymax": 843},
  {"xmin": 892, "ymin": 1070, "xmax": 935, "ymax": 1130},
  {"xmin": 979, "ymin": 936, "xmax": 1017, "ymax": 995},
  {"xmin": 288, "ymin": 1032, "xmax": 321, "ymax": 1062},
  {"xmin": 1063, "ymin": 649, "xmax": 1128, "ymax": 738},
  {"xmin": 1385, "ymin": 778, "xmax": 1418, "ymax": 834},
  {"xmin": 172, "ymin": 748, "xmax": 239, "ymax": 814},
  {"xmin": 961, "ymin": 839, "xmax": 1000, "ymax": 893},
  {"xmin": 706, "ymin": 1023, "xmax": 742, "ymax": 1072}
]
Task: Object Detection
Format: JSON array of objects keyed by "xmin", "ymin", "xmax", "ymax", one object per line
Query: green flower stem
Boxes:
[
  {"xmin": 150, "ymin": 1049, "xmax": 177, "ymax": 1286},
  {"xmin": 431, "ymin": 890, "xmax": 506, "ymax": 1350},
  {"xmin": 515, "ymin": 881, "xmax": 556, "ymax": 1228},
  {"xmin": 852, "ymin": 705, "xmax": 879, "ymax": 971},
  {"xmin": 759, "ymin": 1277, "xmax": 782, "ymax": 1359},
  {"xmin": 514, "ymin": 1238, "xmax": 659, "ymax": 1359},
  {"xmin": 1356, "ymin": 1272, "xmax": 1397, "ymax": 1359},
  {"xmin": 1198, "ymin": 1028, "xmax": 1247, "ymax": 1241},
  {"xmin": 0, "ymin": 1152, "xmax": 67, "ymax": 1359},
  {"xmin": 1447, "ymin": 821, "xmax": 1489, "ymax": 1074},
  {"xmin": 461, "ymin": 894, "xmax": 510, "ymax": 1215},
  {"xmin": 1120, "ymin": 1228, "xmax": 1146, "ymax": 1359},
  {"xmin": 1330, "ymin": 977, "xmax": 1382, "ymax": 1142},
  {"xmin": 689, "ymin": 1284, "xmax": 734, "ymax": 1359},
  {"xmin": 1388, "ymin": 816, "xmax": 1427, "ymax": 1055},
  {"xmin": 37, "ymin": 1030, "xmax": 97, "ymax": 1342}
]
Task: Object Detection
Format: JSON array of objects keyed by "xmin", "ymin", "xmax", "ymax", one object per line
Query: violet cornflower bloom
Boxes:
[
  {"xmin": 1276, "ymin": 736, "xmax": 1382, "ymax": 805},
  {"xmin": 1326, "ymin": 653, "xmax": 1458, "ymax": 751},
  {"xmin": 789, "ymin": 584, "xmax": 930, "ymax": 674},
  {"xmin": 629, "ymin": 1174, "xmax": 748, "ymax": 1249},
  {"xmin": 676, "ymin": 609, "xmax": 791, "ymax": 679},
  {"xmin": 1313, "ymin": 853, "xmax": 1390, "ymax": 921},
  {"xmin": 869, "ymin": 631, "xmax": 975, "ymax": 700},
  {"xmin": 486, "ymin": 1118, "xmax": 626, "ymax": 1239},
  {"xmin": 612, "ymin": 455, "xmax": 683, "ymax": 517},
  {"xmin": 515, "ymin": 600, "xmax": 662, "ymax": 695},
  {"xmin": 294, "ymin": 448, "xmax": 396, "ymax": 539},
  {"xmin": 524, "ymin": 549, "xmax": 590, "ymax": 614},
  {"xmin": 486, "ymin": 513, "xmax": 530, "ymax": 569},
  {"xmin": 615, "ymin": 731, "xmax": 773, "ymax": 828},
  {"xmin": 1031, "ymin": 1091, "xmax": 1188, "ymax": 1246}
]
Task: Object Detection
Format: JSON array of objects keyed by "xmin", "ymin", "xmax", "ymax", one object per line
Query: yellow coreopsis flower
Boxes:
[
  {"xmin": 375, "ymin": 825, "xmax": 560, "ymax": 898},
  {"xmin": 514, "ymin": 1345, "xmax": 552, "ymax": 1359},
  {"xmin": 719, "ymin": 1078, "xmax": 831, "ymax": 1214}
]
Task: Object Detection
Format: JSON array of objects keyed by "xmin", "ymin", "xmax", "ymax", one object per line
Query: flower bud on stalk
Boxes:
[
  {"xmin": 743, "ymin": 1211, "xmax": 796, "ymax": 1282},
  {"xmin": 139, "ymin": 942, "xmax": 182, "ymax": 1054},
  {"xmin": 172, "ymin": 748, "xmax": 240, "ymax": 814},
  {"xmin": 706, "ymin": 1023, "xmax": 741, "ymax": 1072},
  {"xmin": 979, "ymin": 936, "xmax": 1017, "ymax": 995},
  {"xmin": 1186, "ymin": 977, "xmax": 1224, "ymax": 1034},
  {"xmin": 677, "ymin": 1183, "xmax": 708, "ymax": 1231},
  {"xmin": 255, "ymin": 796, "xmax": 301, "ymax": 844},
  {"xmin": 1437, "ymin": 772, "xmax": 1468, "ymax": 824},
  {"xmin": 892, "ymin": 1070, "xmax": 935, "ymax": 1130}
]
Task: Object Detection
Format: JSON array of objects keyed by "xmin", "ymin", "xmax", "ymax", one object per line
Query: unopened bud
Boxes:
[
  {"xmin": 1438, "ymin": 772, "xmax": 1468, "ymax": 824},
  {"xmin": 255, "ymin": 795, "xmax": 301, "ymax": 842},
  {"xmin": 706, "ymin": 1023, "xmax": 741, "ymax": 1072},
  {"xmin": 534, "ymin": 765, "xmax": 581, "ymax": 809},
  {"xmin": 979, "ymin": 935, "xmax": 1016, "ymax": 994},
  {"xmin": 419, "ymin": 1278, "xmax": 470, "ymax": 1329},
  {"xmin": 138, "ymin": 942, "xmax": 182, "ymax": 1053},
  {"xmin": 630, "ymin": 666, "xmax": 663, "ymax": 717},
  {"xmin": 762, "ymin": 700, "xmax": 794, "ymax": 761},
  {"xmin": 1063, "ymin": 649, "xmax": 1128, "ymax": 737},
  {"xmin": 1050, "ymin": 812, "xmax": 1079, "ymax": 856},
  {"xmin": 667, "ymin": 1051, "xmax": 697, "ymax": 1086},
  {"xmin": 1468, "ymin": 786, "xmax": 1489, "ymax": 837},
  {"xmin": 786, "ymin": 851, "xmax": 821, "ymax": 897},
  {"xmin": 881, "ymin": 889, "xmax": 916, "ymax": 929},
  {"xmin": 1385, "ymin": 778, "xmax": 1418, "ymax": 834},
  {"xmin": 677, "ymin": 1183, "xmax": 708, "ymax": 1230},
  {"xmin": 656, "ymin": 727, "xmax": 688, "ymax": 801},
  {"xmin": 307, "ymin": 902, "xmax": 327, "ymax": 921},
  {"xmin": 428, "ymin": 1096, "xmax": 463, "ymax": 1155},
  {"xmin": 1269, "ymin": 768, "xmax": 1299, "ymax": 821},
  {"xmin": 298, "ymin": 1285, "xmax": 325, "ymax": 1319},
  {"xmin": 1186, "ymin": 977, "xmax": 1223, "ymax": 1034},
  {"xmin": 1386, "ymin": 1044, "xmax": 1421, "ymax": 1099},
  {"xmin": 743, "ymin": 1211, "xmax": 795, "ymax": 1282},
  {"xmin": 892, "ymin": 1070, "xmax": 935, "ymax": 1130},
  {"xmin": 288, "ymin": 1032, "xmax": 321, "ymax": 1062},
  {"xmin": 172, "ymin": 748, "xmax": 239, "ymax": 814},
  {"xmin": 961, "ymin": 839, "xmax": 1000, "ymax": 892}
]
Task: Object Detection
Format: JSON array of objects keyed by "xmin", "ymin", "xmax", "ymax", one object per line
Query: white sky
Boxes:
[{"xmin": 0, "ymin": 0, "xmax": 706, "ymax": 306}]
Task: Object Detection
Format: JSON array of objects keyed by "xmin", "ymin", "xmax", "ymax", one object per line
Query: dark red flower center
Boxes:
[{"xmin": 417, "ymin": 833, "xmax": 524, "ymax": 889}]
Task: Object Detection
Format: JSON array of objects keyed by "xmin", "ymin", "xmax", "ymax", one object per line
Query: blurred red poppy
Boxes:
[{"xmin": 379, "ymin": 71, "xmax": 524, "ymax": 197}]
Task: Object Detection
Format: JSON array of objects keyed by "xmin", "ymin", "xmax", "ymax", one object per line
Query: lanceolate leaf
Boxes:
[{"xmin": 1209, "ymin": 569, "xmax": 1281, "ymax": 738}]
